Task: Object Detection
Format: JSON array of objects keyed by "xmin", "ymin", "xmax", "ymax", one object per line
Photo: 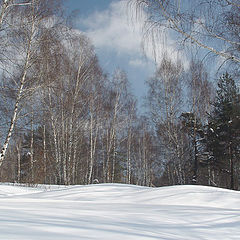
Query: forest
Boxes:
[{"xmin": 0, "ymin": 0, "xmax": 240, "ymax": 190}]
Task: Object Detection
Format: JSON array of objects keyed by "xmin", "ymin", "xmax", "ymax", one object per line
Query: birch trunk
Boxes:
[
  {"xmin": 30, "ymin": 109, "xmax": 34, "ymax": 183},
  {"xmin": 16, "ymin": 141, "xmax": 21, "ymax": 183},
  {"xmin": 127, "ymin": 127, "xmax": 132, "ymax": 184},
  {"xmin": 72, "ymin": 136, "xmax": 77, "ymax": 184},
  {"xmin": 0, "ymin": 11, "xmax": 35, "ymax": 167},
  {"xmin": 48, "ymin": 87, "xmax": 60, "ymax": 184},
  {"xmin": 88, "ymin": 107, "xmax": 99, "ymax": 184},
  {"xmin": 43, "ymin": 124, "xmax": 47, "ymax": 183},
  {"xmin": 111, "ymin": 132, "xmax": 116, "ymax": 183},
  {"xmin": 88, "ymin": 110, "xmax": 94, "ymax": 184}
]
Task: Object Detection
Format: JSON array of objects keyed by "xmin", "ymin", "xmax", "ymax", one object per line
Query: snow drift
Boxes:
[{"xmin": 0, "ymin": 183, "xmax": 240, "ymax": 239}]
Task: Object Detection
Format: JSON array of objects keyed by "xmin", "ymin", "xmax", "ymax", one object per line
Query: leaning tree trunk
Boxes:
[
  {"xmin": 0, "ymin": 42, "xmax": 33, "ymax": 167},
  {"xmin": 0, "ymin": 3, "xmax": 35, "ymax": 167}
]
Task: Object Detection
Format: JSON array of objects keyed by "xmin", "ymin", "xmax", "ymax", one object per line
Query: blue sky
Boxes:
[
  {"xmin": 64, "ymin": 0, "xmax": 158, "ymax": 104},
  {"xmin": 64, "ymin": 0, "xmax": 187, "ymax": 104},
  {"xmin": 66, "ymin": 0, "xmax": 117, "ymax": 15},
  {"xmin": 63, "ymin": 0, "xmax": 226, "ymax": 107}
]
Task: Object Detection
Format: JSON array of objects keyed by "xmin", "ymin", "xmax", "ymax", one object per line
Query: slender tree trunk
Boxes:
[
  {"xmin": 30, "ymin": 109, "xmax": 34, "ymax": 183},
  {"xmin": 48, "ymin": 88, "xmax": 61, "ymax": 184},
  {"xmin": 16, "ymin": 141, "xmax": 21, "ymax": 183},
  {"xmin": 229, "ymin": 144, "xmax": 234, "ymax": 190},
  {"xmin": 138, "ymin": 137, "xmax": 142, "ymax": 185},
  {"xmin": 88, "ymin": 111, "xmax": 94, "ymax": 184},
  {"xmin": 111, "ymin": 132, "xmax": 116, "ymax": 183},
  {"xmin": 192, "ymin": 136, "xmax": 198, "ymax": 184},
  {"xmin": 106, "ymin": 128, "xmax": 111, "ymax": 182},
  {"xmin": 167, "ymin": 165, "xmax": 172, "ymax": 185},
  {"xmin": 143, "ymin": 132, "xmax": 147, "ymax": 186},
  {"xmin": 43, "ymin": 124, "xmax": 47, "ymax": 184},
  {"xmin": 61, "ymin": 94, "xmax": 68, "ymax": 185},
  {"xmin": 0, "ymin": 14, "xmax": 35, "ymax": 167},
  {"xmin": 71, "ymin": 135, "xmax": 77, "ymax": 184},
  {"xmin": 102, "ymin": 134, "xmax": 106, "ymax": 183},
  {"xmin": 127, "ymin": 127, "xmax": 132, "ymax": 184},
  {"xmin": 208, "ymin": 163, "xmax": 211, "ymax": 186},
  {"xmin": 88, "ymin": 119, "xmax": 98, "ymax": 184}
]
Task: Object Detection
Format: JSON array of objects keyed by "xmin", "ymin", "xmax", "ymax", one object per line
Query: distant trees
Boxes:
[
  {"xmin": 128, "ymin": 0, "xmax": 240, "ymax": 190},
  {"xmin": 145, "ymin": 55, "xmax": 240, "ymax": 189},
  {"xmin": 0, "ymin": 1, "xmax": 158, "ymax": 186},
  {"xmin": 145, "ymin": 54, "xmax": 229, "ymax": 187}
]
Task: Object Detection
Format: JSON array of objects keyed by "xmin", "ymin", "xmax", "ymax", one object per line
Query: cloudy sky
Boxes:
[{"xmin": 64, "ymin": 0, "xmax": 184, "ymax": 102}]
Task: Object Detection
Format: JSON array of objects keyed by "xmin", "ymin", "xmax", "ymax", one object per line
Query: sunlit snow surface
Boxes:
[{"xmin": 0, "ymin": 183, "xmax": 240, "ymax": 239}]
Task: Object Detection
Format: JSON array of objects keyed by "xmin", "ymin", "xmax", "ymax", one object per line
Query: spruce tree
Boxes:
[{"xmin": 207, "ymin": 73, "xmax": 240, "ymax": 190}]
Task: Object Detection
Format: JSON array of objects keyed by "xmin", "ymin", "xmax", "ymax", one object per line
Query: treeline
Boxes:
[
  {"xmin": 0, "ymin": 0, "xmax": 156, "ymax": 186},
  {"xmin": 0, "ymin": 0, "xmax": 240, "ymax": 190},
  {"xmin": 147, "ymin": 57, "xmax": 240, "ymax": 190}
]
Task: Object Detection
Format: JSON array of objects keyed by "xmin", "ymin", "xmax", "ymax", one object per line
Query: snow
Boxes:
[{"xmin": 0, "ymin": 183, "xmax": 240, "ymax": 239}]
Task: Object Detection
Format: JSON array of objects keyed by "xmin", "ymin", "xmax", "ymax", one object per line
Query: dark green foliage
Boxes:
[{"xmin": 206, "ymin": 73, "xmax": 240, "ymax": 189}]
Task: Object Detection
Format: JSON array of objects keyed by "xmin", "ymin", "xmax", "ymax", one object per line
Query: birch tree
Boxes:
[
  {"xmin": 101, "ymin": 70, "xmax": 134, "ymax": 183},
  {"xmin": 0, "ymin": 0, "xmax": 62, "ymax": 167},
  {"xmin": 146, "ymin": 55, "xmax": 186, "ymax": 184},
  {"xmin": 38, "ymin": 29, "xmax": 104, "ymax": 184}
]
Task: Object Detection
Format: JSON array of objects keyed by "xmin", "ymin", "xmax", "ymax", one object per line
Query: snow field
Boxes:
[{"xmin": 0, "ymin": 183, "xmax": 240, "ymax": 239}]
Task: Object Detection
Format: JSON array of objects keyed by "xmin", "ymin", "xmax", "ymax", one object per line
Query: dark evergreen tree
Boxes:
[{"xmin": 207, "ymin": 73, "xmax": 240, "ymax": 190}]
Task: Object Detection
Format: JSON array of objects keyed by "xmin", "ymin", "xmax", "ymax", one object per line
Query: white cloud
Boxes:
[
  {"xmin": 80, "ymin": 1, "xmax": 143, "ymax": 56},
  {"xmin": 77, "ymin": 0, "xmax": 188, "ymax": 70}
]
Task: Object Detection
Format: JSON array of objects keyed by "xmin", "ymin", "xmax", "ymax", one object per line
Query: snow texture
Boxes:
[{"xmin": 0, "ymin": 183, "xmax": 240, "ymax": 239}]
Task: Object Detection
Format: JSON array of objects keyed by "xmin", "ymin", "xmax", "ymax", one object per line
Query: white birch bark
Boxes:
[
  {"xmin": 43, "ymin": 124, "xmax": 47, "ymax": 183},
  {"xmin": 87, "ymin": 97, "xmax": 99, "ymax": 184},
  {"xmin": 30, "ymin": 108, "xmax": 34, "ymax": 183},
  {"xmin": 111, "ymin": 132, "xmax": 116, "ymax": 183},
  {"xmin": 127, "ymin": 127, "xmax": 132, "ymax": 184},
  {"xmin": 0, "ymin": 8, "xmax": 35, "ymax": 167},
  {"xmin": 16, "ymin": 140, "xmax": 22, "ymax": 183},
  {"xmin": 47, "ymin": 87, "xmax": 60, "ymax": 183}
]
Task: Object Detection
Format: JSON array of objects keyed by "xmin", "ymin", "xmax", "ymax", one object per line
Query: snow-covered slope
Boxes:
[{"xmin": 0, "ymin": 183, "xmax": 240, "ymax": 240}]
